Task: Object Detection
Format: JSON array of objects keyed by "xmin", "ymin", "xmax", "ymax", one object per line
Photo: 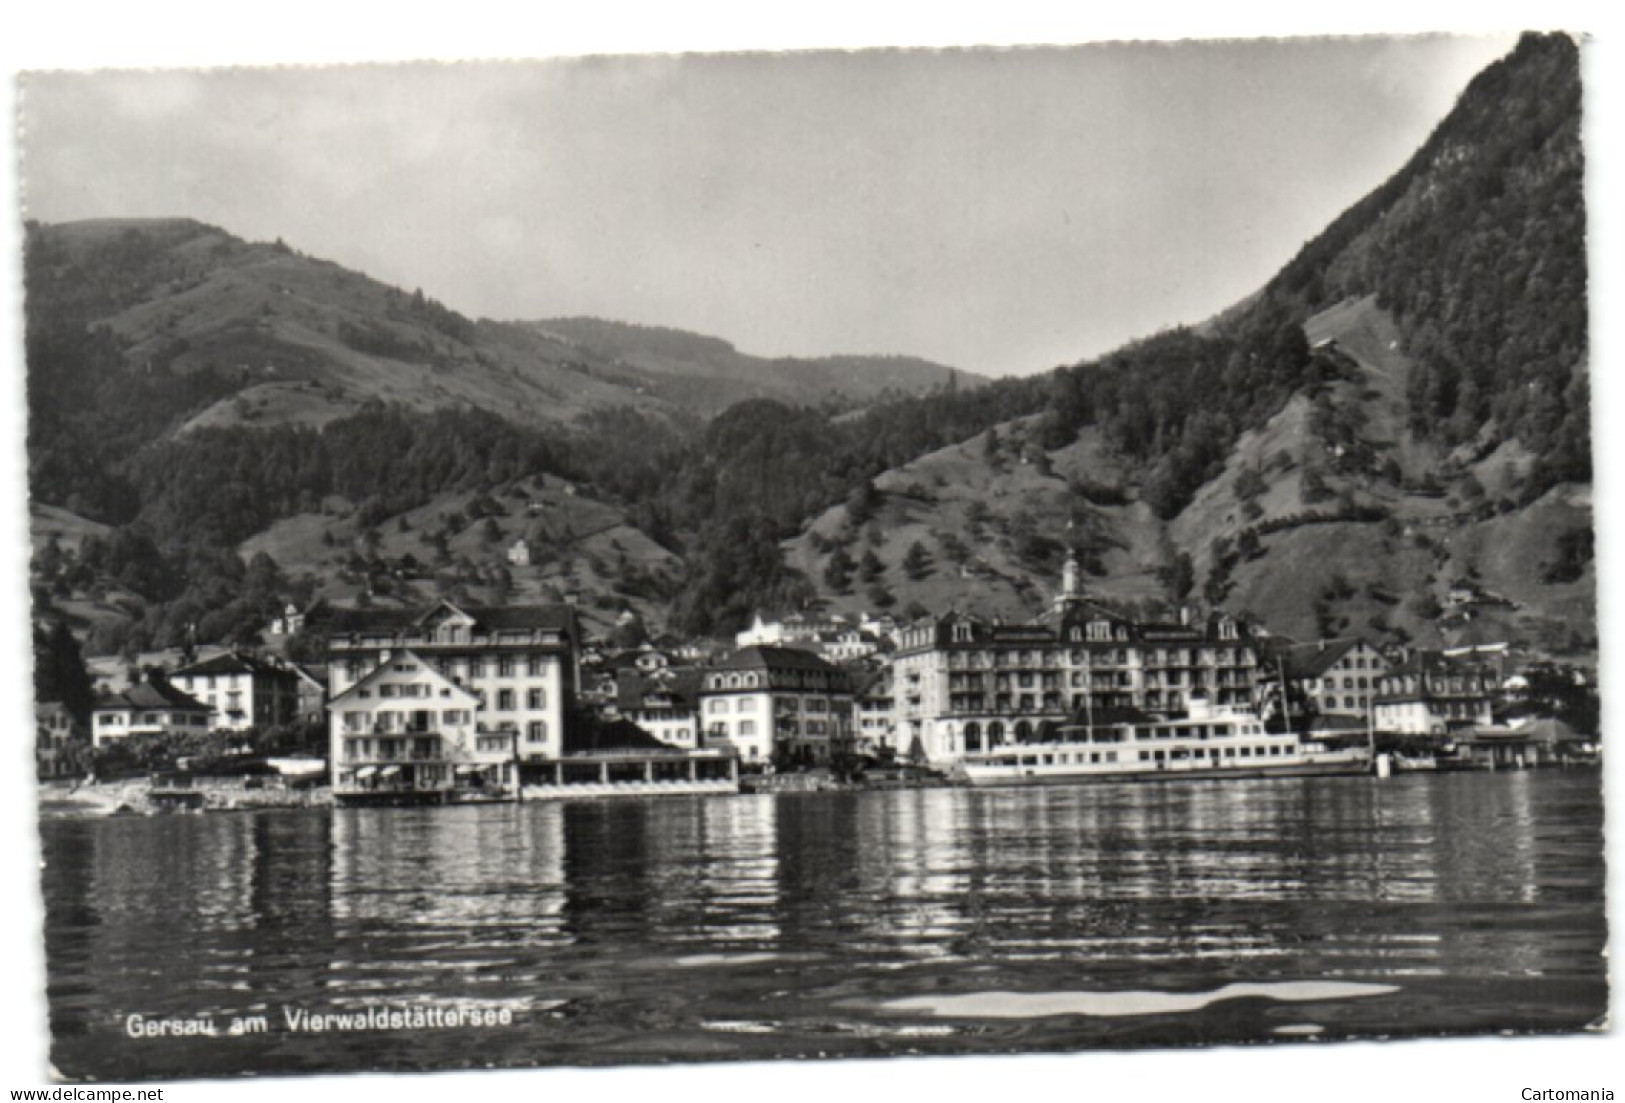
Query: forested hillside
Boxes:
[
  {"xmin": 784, "ymin": 33, "xmax": 1592, "ymax": 653},
  {"xmin": 26, "ymin": 34, "xmax": 1591, "ymax": 662}
]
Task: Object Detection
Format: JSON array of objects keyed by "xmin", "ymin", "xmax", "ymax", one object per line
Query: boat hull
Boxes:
[{"xmin": 958, "ymin": 754, "xmax": 1371, "ymax": 788}]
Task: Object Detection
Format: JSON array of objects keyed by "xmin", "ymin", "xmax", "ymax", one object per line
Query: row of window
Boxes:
[
  {"xmin": 343, "ymin": 654, "xmax": 553, "ymax": 683},
  {"xmin": 943, "ymin": 647, "xmax": 1254, "ymax": 670},
  {"xmin": 705, "ymin": 695, "xmax": 834, "ymax": 715},
  {"xmin": 178, "ymin": 674, "xmax": 251, "ymax": 690},
  {"xmin": 356, "ymin": 685, "xmax": 550, "ymax": 710},
  {"xmin": 1379, "ymin": 675, "xmax": 1493, "ymax": 695},
  {"xmin": 705, "ymin": 671, "xmax": 841, "ymax": 692},
  {"xmin": 96, "ymin": 711, "xmax": 208, "ymax": 728}
]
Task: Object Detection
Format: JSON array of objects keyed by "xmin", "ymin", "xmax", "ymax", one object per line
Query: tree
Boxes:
[
  {"xmin": 902, "ymin": 541, "xmax": 933, "ymax": 581},
  {"xmin": 1162, "ymin": 552, "xmax": 1195, "ymax": 601},
  {"xmin": 1301, "ymin": 467, "xmax": 1333, "ymax": 505},
  {"xmin": 34, "ymin": 620, "xmax": 95, "ymax": 723},
  {"xmin": 859, "ymin": 549, "xmax": 884, "ymax": 583},
  {"xmin": 824, "ymin": 546, "xmax": 856, "ymax": 592},
  {"xmin": 845, "ymin": 479, "xmax": 880, "ymax": 527},
  {"xmin": 1234, "ymin": 466, "xmax": 1268, "ymax": 502}
]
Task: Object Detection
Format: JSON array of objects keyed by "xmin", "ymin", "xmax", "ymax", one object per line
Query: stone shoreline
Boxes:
[{"xmin": 38, "ymin": 778, "xmax": 332, "ymax": 817}]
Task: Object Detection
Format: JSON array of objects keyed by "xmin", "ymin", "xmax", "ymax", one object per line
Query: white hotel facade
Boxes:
[{"xmin": 324, "ymin": 601, "xmax": 580, "ymax": 800}]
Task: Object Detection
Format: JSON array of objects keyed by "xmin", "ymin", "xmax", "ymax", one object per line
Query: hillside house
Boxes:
[{"xmin": 507, "ymin": 538, "xmax": 532, "ymax": 567}]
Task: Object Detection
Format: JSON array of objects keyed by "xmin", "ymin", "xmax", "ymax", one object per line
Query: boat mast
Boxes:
[{"xmin": 1085, "ymin": 651, "xmax": 1095, "ymax": 740}]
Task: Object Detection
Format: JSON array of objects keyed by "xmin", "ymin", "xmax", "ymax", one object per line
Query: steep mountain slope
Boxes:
[{"xmin": 786, "ymin": 33, "xmax": 1592, "ymax": 659}]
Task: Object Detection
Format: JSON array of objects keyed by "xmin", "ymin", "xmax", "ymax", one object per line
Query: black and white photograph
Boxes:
[{"xmin": 3, "ymin": 7, "xmax": 1616, "ymax": 1097}]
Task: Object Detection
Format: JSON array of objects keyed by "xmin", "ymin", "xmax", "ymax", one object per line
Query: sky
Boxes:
[{"xmin": 17, "ymin": 35, "xmax": 1517, "ymax": 375}]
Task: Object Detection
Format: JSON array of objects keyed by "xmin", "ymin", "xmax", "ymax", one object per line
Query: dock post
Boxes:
[
  {"xmin": 599, "ymin": 760, "xmax": 609, "ymax": 783},
  {"xmin": 644, "ymin": 759, "xmax": 654, "ymax": 782}
]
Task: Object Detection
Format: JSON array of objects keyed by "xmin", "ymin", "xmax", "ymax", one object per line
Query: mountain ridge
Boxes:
[{"xmin": 24, "ymin": 34, "xmax": 1593, "ymax": 665}]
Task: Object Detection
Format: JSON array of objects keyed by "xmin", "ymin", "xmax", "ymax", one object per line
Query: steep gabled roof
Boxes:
[
  {"xmin": 714, "ymin": 645, "xmax": 837, "ymax": 673},
  {"xmin": 616, "ymin": 667, "xmax": 703, "ymax": 711},
  {"xmin": 326, "ymin": 649, "xmax": 480, "ymax": 708},
  {"xmin": 1278, "ymin": 638, "xmax": 1365, "ymax": 680},
  {"xmin": 95, "ymin": 678, "xmax": 210, "ymax": 714},
  {"xmin": 325, "ymin": 603, "xmax": 578, "ymax": 637},
  {"xmin": 172, "ymin": 651, "xmax": 290, "ymax": 679}
]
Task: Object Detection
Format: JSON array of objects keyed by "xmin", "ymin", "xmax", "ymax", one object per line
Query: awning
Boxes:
[
  {"xmin": 355, "ymin": 766, "xmax": 378, "ymax": 779},
  {"xmin": 268, "ymin": 757, "xmax": 327, "ymax": 777},
  {"xmin": 454, "ymin": 765, "xmax": 483, "ymax": 775},
  {"xmin": 379, "ymin": 765, "xmax": 402, "ymax": 778}
]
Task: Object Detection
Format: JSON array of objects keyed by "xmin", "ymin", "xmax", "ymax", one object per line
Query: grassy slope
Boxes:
[
  {"xmin": 784, "ymin": 417, "xmax": 1168, "ymax": 622},
  {"xmin": 238, "ymin": 473, "xmax": 679, "ymax": 639},
  {"xmin": 786, "ymin": 296, "xmax": 1593, "ymax": 662}
]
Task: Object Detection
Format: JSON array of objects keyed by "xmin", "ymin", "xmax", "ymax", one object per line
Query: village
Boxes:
[{"xmin": 34, "ymin": 548, "xmax": 1601, "ymax": 811}]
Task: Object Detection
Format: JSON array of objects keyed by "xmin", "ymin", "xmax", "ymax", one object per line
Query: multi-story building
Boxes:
[
  {"xmin": 1277, "ymin": 637, "xmax": 1390, "ymax": 718},
  {"xmin": 699, "ymin": 646, "xmax": 854, "ymax": 766},
  {"xmin": 1372, "ymin": 651, "xmax": 1497, "ymax": 736},
  {"xmin": 169, "ymin": 651, "xmax": 301, "ymax": 733},
  {"xmin": 35, "ymin": 701, "xmax": 81, "ymax": 779},
  {"xmin": 91, "ymin": 678, "xmax": 212, "ymax": 749},
  {"xmin": 291, "ymin": 664, "xmax": 329, "ymax": 724},
  {"xmin": 612, "ymin": 667, "xmax": 704, "ymax": 749},
  {"xmin": 852, "ymin": 665, "xmax": 897, "ymax": 756},
  {"xmin": 325, "ymin": 601, "xmax": 579, "ymax": 766},
  {"xmin": 889, "ymin": 555, "xmax": 1262, "ymax": 765},
  {"xmin": 327, "ymin": 648, "xmax": 514, "ymax": 801}
]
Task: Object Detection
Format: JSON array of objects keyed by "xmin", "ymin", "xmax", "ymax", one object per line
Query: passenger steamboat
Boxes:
[{"xmin": 955, "ymin": 697, "xmax": 1371, "ymax": 787}]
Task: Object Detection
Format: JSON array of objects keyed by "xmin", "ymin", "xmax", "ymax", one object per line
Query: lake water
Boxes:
[{"xmin": 38, "ymin": 770, "xmax": 1607, "ymax": 1081}]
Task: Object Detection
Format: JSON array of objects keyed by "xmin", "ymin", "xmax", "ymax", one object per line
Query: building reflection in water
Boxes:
[{"xmin": 38, "ymin": 770, "xmax": 1604, "ymax": 1079}]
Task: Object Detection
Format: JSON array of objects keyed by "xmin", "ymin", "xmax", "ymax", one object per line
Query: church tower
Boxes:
[{"xmin": 1053, "ymin": 547, "xmax": 1084, "ymax": 616}]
